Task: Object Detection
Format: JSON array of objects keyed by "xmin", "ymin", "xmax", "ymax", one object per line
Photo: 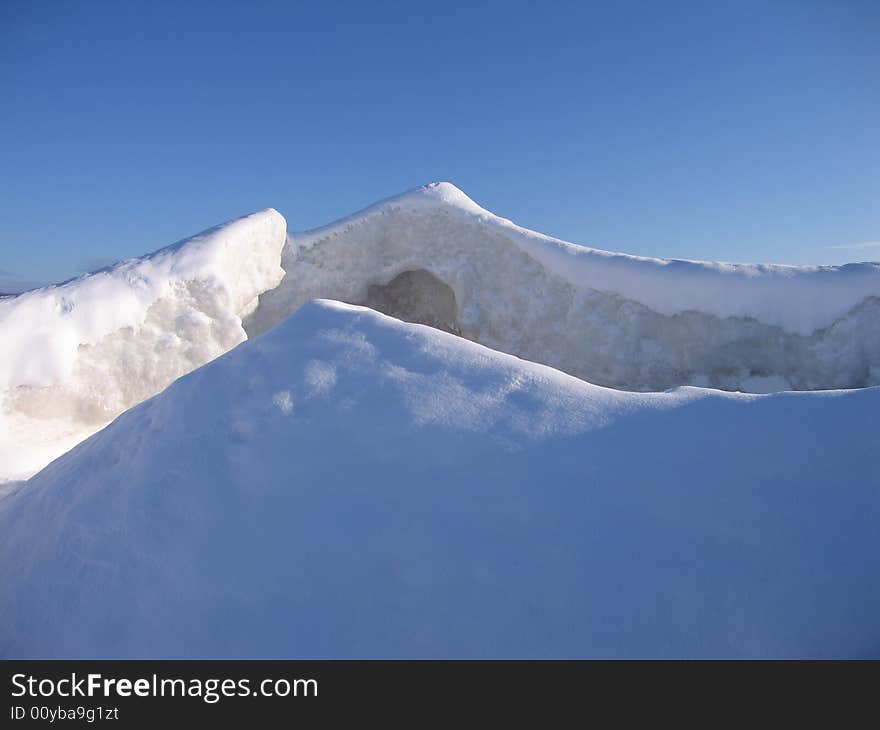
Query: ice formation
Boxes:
[
  {"xmin": 0, "ymin": 210, "xmax": 286, "ymax": 482},
  {"xmin": 1, "ymin": 302, "xmax": 877, "ymax": 658},
  {"xmin": 248, "ymin": 183, "xmax": 880, "ymax": 393},
  {"xmin": 2, "ymin": 182, "xmax": 879, "ymax": 483}
]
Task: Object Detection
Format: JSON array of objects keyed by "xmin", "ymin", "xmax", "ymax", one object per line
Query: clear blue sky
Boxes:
[{"xmin": 1, "ymin": 0, "xmax": 878, "ymax": 291}]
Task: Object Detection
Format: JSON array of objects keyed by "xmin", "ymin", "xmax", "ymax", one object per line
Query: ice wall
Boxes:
[
  {"xmin": 0, "ymin": 209, "xmax": 286, "ymax": 481},
  {"xmin": 247, "ymin": 183, "xmax": 880, "ymax": 393}
]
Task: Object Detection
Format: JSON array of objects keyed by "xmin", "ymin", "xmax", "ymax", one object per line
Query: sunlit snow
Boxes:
[{"xmin": 1, "ymin": 301, "xmax": 876, "ymax": 658}]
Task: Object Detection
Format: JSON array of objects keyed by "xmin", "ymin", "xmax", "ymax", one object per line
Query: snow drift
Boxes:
[
  {"xmin": 248, "ymin": 183, "xmax": 880, "ymax": 394},
  {"xmin": 1, "ymin": 301, "xmax": 877, "ymax": 659},
  {"xmin": 3, "ymin": 182, "xmax": 879, "ymax": 483},
  {"xmin": 0, "ymin": 210, "xmax": 286, "ymax": 482}
]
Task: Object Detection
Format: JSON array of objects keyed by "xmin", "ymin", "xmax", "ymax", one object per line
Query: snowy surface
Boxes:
[
  {"xmin": 294, "ymin": 182, "xmax": 880, "ymax": 334},
  {"xmin": 3, "ymin": 182, "xmax": 879, "ymax": 483},
  {"xmin": 1, "ymin": 301, "xmax": 877, "ymax": 658},
  {"xmin": 0, "ymin": 210, "xmax": 286, "ymax": 482},
  {"xmin": 248, "ymin": 183, "xmax": 880, "ymax": 393}
]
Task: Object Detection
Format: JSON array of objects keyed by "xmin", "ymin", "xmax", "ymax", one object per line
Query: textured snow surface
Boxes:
[
  {"xmin": 3, "ymin": 182, "xmax": 879, "ymax": 482},
  {"xmin": 0, "ymin": 210, "xmax": 286, "ymax": 481},
  {"xmin": 248, "ymin": 183, "xmax": 880, "ymax": 393},
  {"xmin": 1, "ymin": 301, "xmax": 877, "ymax": 659}
]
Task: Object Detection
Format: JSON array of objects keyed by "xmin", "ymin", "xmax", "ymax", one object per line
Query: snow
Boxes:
[
  {"xmin": 1, "ymin": 300, "xmax": 877, "ymax": 658},
  {"xmin": 0, "ymin": 209, "xmax": 286, "ymax": 482},
  {"xmin": 346, "ymin": 182, "xmax": 880, "ymax": 335},
  {"xmin": 246, "ymin": 183, "xmax": 880, "ymax": 393},
  {"xmin": 3, "ymin": 181, "xmax": 879, "ymax": 483}
]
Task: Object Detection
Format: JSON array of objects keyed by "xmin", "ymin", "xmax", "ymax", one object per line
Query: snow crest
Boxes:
[
  {"xmin": 247, "ymin": 183, "xmax": 880, "ymax": 393},
  {"xmin": 0, "ymin": 209, "xmax": 286, "ymax": 481},
  {"xmin": 3, "ymin": 183, "xmax": 880, "ymax": 481}
]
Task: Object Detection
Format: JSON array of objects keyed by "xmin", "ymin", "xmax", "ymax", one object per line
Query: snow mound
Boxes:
[
  {"xmin": 3, "ymin": 183, "xmax": 879, "ymax": 480},
  {"xmin": 1, "ymin": 300, "xmax": 877, "ymax": 658},
  {"xmin": 0, "ymin": 209, "xmax": 286, "ymax": 482},
  {"xmin": 247, "ymin": 182, "xmax": 880, "ymax": 392}
]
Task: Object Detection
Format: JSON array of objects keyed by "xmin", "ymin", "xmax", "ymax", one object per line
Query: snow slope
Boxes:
[
  {"xmin": 248, "ymin": 183, "xmax": 880, "ymax": 393},
  {"xmin": 1, "ymin": 300, "xmax": 877, "ymax": 659},
  {"xmin": 0, "ymin": 210, "xmax": 286, "ymax": 482}
]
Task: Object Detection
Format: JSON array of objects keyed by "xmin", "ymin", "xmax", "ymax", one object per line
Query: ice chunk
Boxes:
[{"xmin": 0, "ymin": 209, "xmax": 286, "ymax": 481}]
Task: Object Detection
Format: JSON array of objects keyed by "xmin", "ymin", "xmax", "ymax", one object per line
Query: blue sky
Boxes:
[{"xmin": 1, "ymin": 0, "xmax": 878, "ymax": 291}]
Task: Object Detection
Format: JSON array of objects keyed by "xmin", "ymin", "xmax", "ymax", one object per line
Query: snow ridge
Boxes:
[
  {"xmin": 0, "ymin": 209, "xmax": 286, "ymax": 481},
  {"xmin": 295, "ymin": 182, "xmax": 880, "ymax": 335},
  {"xmin": 3, "ymin": 183, "xmax": 880, "ymax": 482},
  {"xmin": 247, "ymin": 183, "xmax": 880, "ymax": 393}
]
